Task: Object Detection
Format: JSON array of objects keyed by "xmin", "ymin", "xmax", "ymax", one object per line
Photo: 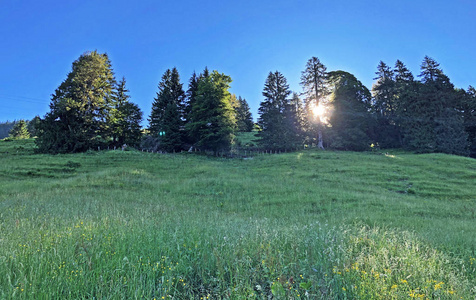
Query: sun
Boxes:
[{"xmin": 311, "ymin": 104, "xmax": 326, "ymax": 118}]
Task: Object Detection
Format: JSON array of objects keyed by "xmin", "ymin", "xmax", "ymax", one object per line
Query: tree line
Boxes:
[
  {"xmin": 256, "ymin": 56, "xmax": 475, "ymax": 157},
  {"xmin": 1, "ymin": 118, "xmax": 40, "ymax": 140},
  {"xmin": 17, "ymin": 51, "xmax": 475, "ymax": 157}
]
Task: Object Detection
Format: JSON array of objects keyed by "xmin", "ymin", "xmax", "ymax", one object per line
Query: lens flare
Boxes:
[{"xmin": 312, "ymin": 104, "xmax": 325, "ymax": 118}]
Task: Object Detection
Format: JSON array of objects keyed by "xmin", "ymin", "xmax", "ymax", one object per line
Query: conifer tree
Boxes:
[
  {"xmin": 36, "ymin": 51, "xmax": 116, "ymax": 153},
  {"xmin": 185, "ymin": 70, "xmax": 235, "ymax": 154},
  {"xmin": 111, "ymin": 78, "xmax": 143, "ymax": 147},
  {"xmin": 258, "ymin": 71, "xmax": 295, "ymax": 150},
  {"xmin": 149, "ymin": 68, "xmax": 185, "ymax": 152},
  {"xmin": 462, "ymin": 86, "xmax": 476, "ymax": 157},
  {"xmin": 371, "ymin": 61, "xmax": 400, "ymax": 147},
  {"xmin": 392, "ymin": 60, "xmax": 417, "ymax": 147},
  {"xmin": 9, "ymin": 119, "xmax": 30, "ymax": 139},
  {"xmin": 300, "ymin": 57, "xmax": 328, "ymax": 149},
  {"xmin": 234, "ymin": 96, "xmax": 254, "ymax": 132},
  {"xmin": 403, "ymin": 56, "xmax": 468, "ymax": 154}
]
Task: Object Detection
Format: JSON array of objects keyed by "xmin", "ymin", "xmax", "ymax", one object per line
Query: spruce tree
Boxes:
[
  {"xmin": 300, "ymin": 57, "xmax": 328, "ymax": 149},
  {"xmin": 235, "ymin": 96, "xmax": 254, "ymax": 132},
  {"xmin": 149, "ymin": 68, "xmax": 185, "ymax": 152},
  {"xmin": 393, "ymin": 60, "xmax": 416, "ymax": 148},
  {"xmin": 463, "ymin": 86, "xmax": 476, "ymax": 157},
  {"xmin": 36, "ymin": 51, "xmax": 116, "ymax": 153},
  {"xmin": 257, "ymin": 71, "xmax": 294, "ymax": 150},
  {"xmin": 403, "ymin": 56, "xmax": 468, "ymax": 155},
  {"xmin": 185, "ymin": 70, "xmax": 235, "ymax": 154},
  {"xmin": 111, "ymin": 78, "xmax": 143, "ymax": 147},
  {"xmin": 371, "ymin": 61, "xmax": 400, "ymax": 147},
  {"xmin": 9, "ymin": 120, "xmax": 30, "ymax": 139}
]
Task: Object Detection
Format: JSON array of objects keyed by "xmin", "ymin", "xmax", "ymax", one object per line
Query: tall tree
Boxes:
[
  {"xmin": 257, "ymin": 71, "xmax": 297, "ymax": 150},
  {"xmin": 149, "ymin": 68, "xmax": 185, "ymax": 152},
  {"xmin": 285, "ymin": 92, "xmax": 306, "ymax": 147},
  {"xmin": 111, "ymin": 78, "xmax": 143, "ymax": 147},
  {"xmin": 458, "ymin": 86, "xmax": 476, "ymax": 157},
  {"xmin": 9, "ymin": 119, "xmax": 30, "ymax": 139},
  {"xmin": 185, "ymin": 70, "xmax": 235, "ymax": 154},
  {"xmin": 300, "ymin": 57, "xmax": 328, "ymax": 149},
  {"xmin": 372, "ymin": 61, "xmax": 395, "ymax": 117},
  {"xmin": 327, "ymin": 71, "xmax": 372, "ymax": 151},
  {"xmin": 36, "ymin": 51, "xmax": 116, "ymax": 153},
  {"xmin": 234, "ymin": 96, "xmax": 254, "ymax": 132},
  {"xmin": 403, "ymin": 56, "xmax": 468, "ymax": 154},
  {"xmin": 392, "ymin": 59, "xmax": 417, "ymax": 147},
  {"xmin": 371, "ymin": 61, "xmax": 400, "ymax": 147}
]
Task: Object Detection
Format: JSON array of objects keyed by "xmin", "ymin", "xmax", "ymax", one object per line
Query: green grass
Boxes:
[{"xmin": 0, "ymin": 139, "xmax": 475, "ymax": 299}]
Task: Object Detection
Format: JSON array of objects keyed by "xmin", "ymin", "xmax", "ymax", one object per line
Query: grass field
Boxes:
[{"xmin": 0, "ymin": 139, "xmax": 475, "ymax": 299}]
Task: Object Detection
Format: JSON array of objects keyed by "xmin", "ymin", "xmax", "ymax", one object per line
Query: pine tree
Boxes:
[
  {"xmin": 300, "ymin": 57, "xmax": 328, "ymax": 149},
  {"xmin": 36, "ymin": 51, "xmax": 116, "ymax": 153},
  {"xmin": 9, "ymin": 119, "xmax": 30, "ymax": 139},
  {"xmin": 327, "ymin": 71, "xmax": 372, "ymax": 151},
  {"xmin": 257, "ymin": 71, "xmax": 294, "ymax": 150},
  {"xmin": 148, "ymin": 68, "xmax": 185, "ymax": 152},
  {"xmin": 185, "ymin": 70, "xmax": 235, "ymax": 154}
]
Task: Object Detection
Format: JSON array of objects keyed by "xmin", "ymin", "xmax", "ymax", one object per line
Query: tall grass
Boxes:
[{"xmin": 0, "ymin": 139, "xmax": 475, "ymax": 298}]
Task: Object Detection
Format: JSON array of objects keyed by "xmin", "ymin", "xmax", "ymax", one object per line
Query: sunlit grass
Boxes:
[{"xmin": 0, "ymin": 139, "xmax": 475, "ymax": 298}]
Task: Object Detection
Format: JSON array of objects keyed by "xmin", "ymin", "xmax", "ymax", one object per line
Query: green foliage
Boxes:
[
  {"xmin": 185, "ymin": 70, "xmax": 235, "ymax": 153},
  {"xmin": 460, "ymin": 86, "xmax": 476, "ymax": 157},
  {"xmin": 258, "ymin": 71, "xmax": 301, "ymax": 150},
  {"xmin": 234, "ymin": 95, "xmax": 254, "ymax": 132},
  {"xmin": 300, "ymin": 56, "xmax": 328, "ymax": 109},
  {"xmin": 8, "ymin": 119, "xmax": 30, "ymax": 139},
  {"xmin": 111, "ymin": 78, "xmax": 143, "ymax": 147},
  {"xmin": 27, "ymin": 116, "xmax": 41, "ymax": 137},
  {"xmin": 149, "ymin": 68, "xmax": 185, "ymax": 152},
  {"xmin": 371, "ymin": 61, "xmax": 401, "ymax": 148},
  {"xmin": 327, "ymin": 71, "xmax": 372, "ymax": 151},
  {"xmin": 35, "ymin": 51, "xmax": 116, "ymax": 153},
  {"xmin": 300, "ymin": 57, "xmax": 328, "ymax": 147},
  {"xmin": 401, "ymin": 57, "xmax": 468, "ymax": 155}
]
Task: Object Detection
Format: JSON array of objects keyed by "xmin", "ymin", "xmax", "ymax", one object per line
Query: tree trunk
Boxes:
[{"xmin": 317, "ymin": 122, "xmax": 325, "ymax": 150}]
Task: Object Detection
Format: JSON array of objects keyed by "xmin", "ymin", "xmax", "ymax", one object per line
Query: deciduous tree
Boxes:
[{"xmin": 327, "ymin": 71, "xmax": 372, "ymax": 151}]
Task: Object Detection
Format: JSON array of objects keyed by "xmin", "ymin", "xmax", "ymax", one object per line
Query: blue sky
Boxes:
[{"xmin": 1, "ymin": 0, "xmax": 475, "ymax": 124}]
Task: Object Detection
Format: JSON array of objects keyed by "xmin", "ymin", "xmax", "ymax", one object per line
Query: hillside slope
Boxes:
[{"xmin": 1, "ymin": 139, "xmax": 475, "ymax": 298}]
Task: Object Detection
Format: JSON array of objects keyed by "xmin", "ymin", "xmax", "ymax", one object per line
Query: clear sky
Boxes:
[{"xmin": 1, "ymin": 0, "xmax": 475, "ymax": 124}]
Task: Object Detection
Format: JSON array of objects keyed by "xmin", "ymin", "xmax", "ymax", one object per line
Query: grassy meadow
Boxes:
[{"xmin": 0, "ymin": 139, "xmax": 475, "ymax": 299}]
